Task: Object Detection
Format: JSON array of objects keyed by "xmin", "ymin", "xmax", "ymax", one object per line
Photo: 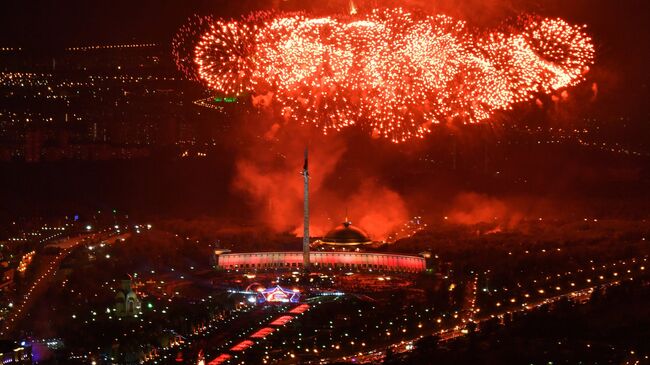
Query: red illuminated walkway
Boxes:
[{"xmin": 205, "ymin": 303, "xmax": 311, "ymax": 364}]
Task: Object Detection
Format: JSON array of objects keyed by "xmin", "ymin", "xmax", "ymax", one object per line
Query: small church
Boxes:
[{"xmin": 115, "ymin": 278, "xmax": 141, "ymax": 317}]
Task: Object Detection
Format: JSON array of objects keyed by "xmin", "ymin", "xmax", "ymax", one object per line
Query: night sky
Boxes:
[
  {"xmin": 0, "ymin": 0, "xmax": 649, "ymax": 223},
  {"xmin": 1, "ymin": 0, "xmax": 648, "ymax": 122}
]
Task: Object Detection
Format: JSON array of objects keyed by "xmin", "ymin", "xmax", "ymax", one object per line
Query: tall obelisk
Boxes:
[{"xmin": 302, "ymin": 148, "xmax": 310, "ymax": 270}]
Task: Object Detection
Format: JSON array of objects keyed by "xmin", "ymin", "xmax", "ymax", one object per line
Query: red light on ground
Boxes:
[
  {"xmin": 270, "ymin": 315, "xmax": 294, "ymax": 326},
  {"xmin": 250, "ymin": 327, "xmax": 275, "ymax": 338},
  {"xmin": 207, "ymin": 354, "xmax": 231, "ymax": 365},
  {"xmin": 289, "ymin": 304, "xmax": 310, "ymax": 314},
  {"xmin": 230, "ymin": 340, "xmax": 254, "ymax": 351}
]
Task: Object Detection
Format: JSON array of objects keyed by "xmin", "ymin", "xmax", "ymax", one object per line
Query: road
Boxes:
[
  {"xmin": 0, "ymin": 231, "xmax": 130, "ymax": 338},
  {"xmin": 322, "ymin": 280, "xmax": 630, "ymax": 364}
]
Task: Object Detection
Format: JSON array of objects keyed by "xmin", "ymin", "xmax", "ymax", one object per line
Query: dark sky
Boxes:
[{"xmin": 0, "ymin": 0, "xmax": 275, "ymax": 47}]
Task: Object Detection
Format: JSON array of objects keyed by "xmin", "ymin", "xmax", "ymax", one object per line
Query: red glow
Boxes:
[
  {"xmin": 207, "ymin": 354, "xmax": 231, "ymax": 365},
  {"xmin": 218, "ymin": 251, "xmax": 426, "ymax": 272},
  {"xmin": 250, "ymin": 327, "xmax": 275, "ymax": 338},
  {"xmin": 230, "ymin": 340, "xmax": 254, "ymax": 351},
  {"xmin": 270, "ymin": 315, "xmax": 294, "ymax": 326},
  {"xmin": 289, "ymin": 304, "xmax": 310, "ymax": 314},
  {"xmin": 234, "ymin": 140, "xmax": 409, "ymax": 240},
  {"xmin": 180, "ymin": 8, "xmax": 594, "ymax": 143}
]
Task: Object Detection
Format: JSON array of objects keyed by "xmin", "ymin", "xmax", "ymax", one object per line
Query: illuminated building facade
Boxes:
[{"xmin": 216, "ymin": 251, "xmax": 426, "ymax": 273}]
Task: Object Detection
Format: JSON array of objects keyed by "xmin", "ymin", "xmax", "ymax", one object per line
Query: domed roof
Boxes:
[{"xmin": 321, "ymin": 221, "xmax": 372, "ymax": 246}]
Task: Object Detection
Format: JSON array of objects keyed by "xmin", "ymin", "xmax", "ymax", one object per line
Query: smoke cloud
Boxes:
[
  {"xmin": 445, "ymin": 192, "xmax": 524, "ymax": 228},
  {"xmin": 232, "ymin": 117, "xmax": 409, "ymax": 241}
]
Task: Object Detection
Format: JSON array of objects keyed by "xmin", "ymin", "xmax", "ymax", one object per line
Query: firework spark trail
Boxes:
[
  {"xmin": 175, "ymin": 8, "xmax": 594, "ymax": 143},
  {"xmin": 172, "ymin": 14, "xmax": 215, "ymax": 80}
]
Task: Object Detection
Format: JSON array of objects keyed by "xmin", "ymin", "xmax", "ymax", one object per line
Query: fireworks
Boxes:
[
  {"xmin": 194, "ymin": 20, "xmax": 257, "ymax": 95},
  {"xmin": 175, "ymin": 8, "xmax": 595, "ymax": 143},
  {"xmin": 172, "ymin": 15, "xmax": 215, "ymax": 80}
]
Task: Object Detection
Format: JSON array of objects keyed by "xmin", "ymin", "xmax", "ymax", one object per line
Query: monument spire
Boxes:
[{"xmin": 302, "ymin": 147, "xmax": 310, "ymax": 270}]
